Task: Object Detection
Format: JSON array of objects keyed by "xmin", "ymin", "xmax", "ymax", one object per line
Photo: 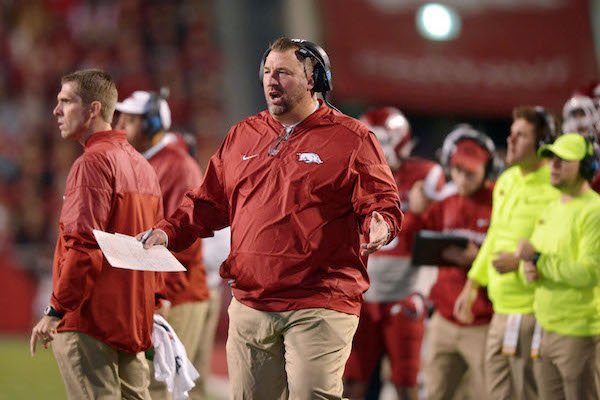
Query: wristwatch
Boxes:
[
  {"xmin": 43, "ymin": 305, "xmax": 64, "ymax": 319},
  {"xmin": 531, "ymin": 252, "xmax": 542, "ymax": 266}
]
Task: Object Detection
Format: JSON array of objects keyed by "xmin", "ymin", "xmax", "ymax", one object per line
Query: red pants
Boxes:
[{"xmin": 344, "ymin": 299, "xmax": 425, "ymax": 386}]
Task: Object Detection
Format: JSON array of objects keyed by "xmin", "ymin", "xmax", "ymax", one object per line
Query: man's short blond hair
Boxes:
[
  {"xmin": 61, "ymin": 69, "xmax": 118, "ymax": 123},
  {"xmin": 269, "ymin": 37, "xmax": 315, "ymax": 80}
]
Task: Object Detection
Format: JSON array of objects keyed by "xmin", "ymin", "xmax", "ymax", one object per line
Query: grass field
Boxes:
[
  {"xmin": 0, "ymin": 336, "xmax": 226, "ymax": 399},
  {"xmin": 0, "ymin": 336, "xmax": 67, "ymax": 400}
]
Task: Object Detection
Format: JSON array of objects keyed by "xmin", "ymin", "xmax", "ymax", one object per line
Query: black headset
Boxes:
[
  {"xmin": 534, "ymin": 106, "xmax": 557, "ymax": 150},
  {"xmin": 259, "ymin": 38, "xmax": 332, "ymax": 93},
  {"xmin": 533, "ymin": 106, "xmax": 598, "ymax": 180},
  {"xmin": 539, "ymin": 133, "xmax": 600, "ymax": 182},
  {"xmin": 142, "ymin": 87, "xmax": 170, "ymax": 138},
  {"xmin": 580, "ymin": 135, "xmax": 600, "ymax": 182},
  {"xmin": 440, "ymin": 124, "xmax": 503, "ymax": 180}
]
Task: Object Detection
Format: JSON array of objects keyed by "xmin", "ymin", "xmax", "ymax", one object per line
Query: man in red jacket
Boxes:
[
  {"xmin": 140, "ymin": 37, "xmax": 403, "ymax": 399},
  {"xmin": 410, "ymin": 125, "xmax": 496, "ymax": 399},
  {"xmin": 116, "ymin": 89, "xmax": 210, "ymax": 400},
  {"xmin": 30, "ymin": 69, "xmax": 163, "ymax": 399}
]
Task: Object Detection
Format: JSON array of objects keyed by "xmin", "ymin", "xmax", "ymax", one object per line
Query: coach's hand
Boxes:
[
  {"xmin": 523, "ymin": 261, "xmax": 539, "ymax": 283},
  {"xmin": 442, "ymin": 241, "xmax": 479, "ymax": 268},
  {"xmin": 361, "ymin": 211, "xmax": 391, "ymax": 256},
  {"xmin": 453, "ymin": 279, "xmax": 478, "ymax": 324},
  {"xmin": 408, "ymin": 180, "xmax": 431, "ymax": 215},
  {"xmin": 136, "ymin": 229, "xmax": 168, "ymax": 249},
  {"xmin": 492, "ymin": 251, "xmax": 519, "ymax": 274},
  {"xmin": 30, "ymin": 316, "xmax": 60, "ymax": 356}
]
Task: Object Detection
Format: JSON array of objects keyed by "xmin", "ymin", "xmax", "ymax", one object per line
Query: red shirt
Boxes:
[
  {"xmin": 51, "ymin": 130, "xmax": 163, "ymax": 353},
  {"xmin": 420, "ymin": 183, "xmax": 494, "ymax": 326},
  {"xmin": 156, "ymin": 102, "xmax": 403, "ymax": 316},
  {"xmin": 146, "ymin": 134, "xmax": 209, "ymax": 306}
]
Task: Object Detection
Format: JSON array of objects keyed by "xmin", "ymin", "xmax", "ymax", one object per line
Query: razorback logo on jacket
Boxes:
[{"xmin": 297, "ymin": 152, "xmax": 323, "ymax": 164}]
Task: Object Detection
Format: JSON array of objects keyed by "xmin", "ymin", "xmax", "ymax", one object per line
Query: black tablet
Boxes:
[{"xmin": 411, "ymin": 230, "xmax": 469, "ymax": 267}]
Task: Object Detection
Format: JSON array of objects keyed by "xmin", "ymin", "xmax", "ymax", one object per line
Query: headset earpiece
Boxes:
[
  {"xmin": 258, "ymin": 47, "xmax": 271, "ymax": 85},
  {"xmin": 534, "ymin": 106, "xmax": 557, "ymax": 150},
  {"xmin": 142, "ymin": 92, "xmax": 163, "ymax": 138},
  {"xmin": 580, "ymin": 136, "xmax": 600, "ymax": 181}
]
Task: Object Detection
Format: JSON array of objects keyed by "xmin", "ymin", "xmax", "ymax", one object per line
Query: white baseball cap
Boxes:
[{"xmin": 115, "ymin": 91, "xmax": 172, "ymax": 131}]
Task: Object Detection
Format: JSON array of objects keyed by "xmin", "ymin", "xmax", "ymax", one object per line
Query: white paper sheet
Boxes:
[{"xmin": 93, "ymin": 229, "xmax": 186, "ymax": 272}]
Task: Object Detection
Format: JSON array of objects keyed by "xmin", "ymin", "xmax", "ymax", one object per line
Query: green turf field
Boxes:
[
  {"xmin": 0, "ymin": 336, "xmax": 66, "ymax": 400},
  {"xmin": 0, "ymin": 336, "xmax": 223, "ymax": 399}
]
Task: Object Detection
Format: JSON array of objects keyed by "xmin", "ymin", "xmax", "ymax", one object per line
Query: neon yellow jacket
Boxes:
[
  {"xmin": 528, "ymin": 189, "xmax": 600, "ymax": 336},
  {"xmin": 468, "ymin": 165, "xmax": 559, "ymax": 313}
]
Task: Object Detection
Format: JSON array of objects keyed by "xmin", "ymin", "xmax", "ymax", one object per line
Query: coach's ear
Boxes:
[{"xmin": 88, "ymin": 100, "xmax": 102, "ymax": 120}]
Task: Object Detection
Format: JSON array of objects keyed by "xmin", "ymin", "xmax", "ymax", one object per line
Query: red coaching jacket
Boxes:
[
  {"xmin": 145, "ymin": 133, "xmax": 209, "ymax": 306},
  {"xmin": 50, "ymin": 130, "xmax": 163, "ymax": 353},
  {"xmin": 156, "ymin": 101, "xmax": 403, "ymax": 316},
  {"xmin": 419, "ymin": 183, "xmax": 494, "ymax": 326}
]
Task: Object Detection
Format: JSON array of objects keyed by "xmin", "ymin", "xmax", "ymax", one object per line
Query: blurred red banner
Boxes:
[{"xmin": 322, "ymin": 0, "xmax": 598, "ymax": 116}]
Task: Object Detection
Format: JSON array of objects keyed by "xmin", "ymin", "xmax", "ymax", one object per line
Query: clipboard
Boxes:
[{"xmin": 411, "ymin": 230, "xmax": 468, "ymax": 267}]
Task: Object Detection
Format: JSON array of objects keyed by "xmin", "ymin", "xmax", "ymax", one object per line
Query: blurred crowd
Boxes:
[{"xmin": 0, "ymin": 0, "xmax": 225, "ymax": 275}]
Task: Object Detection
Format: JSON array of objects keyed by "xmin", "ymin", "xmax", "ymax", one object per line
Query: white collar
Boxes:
[{"xmin": 143, "ymin": 132, "xmax": 178, "ymax": 160}]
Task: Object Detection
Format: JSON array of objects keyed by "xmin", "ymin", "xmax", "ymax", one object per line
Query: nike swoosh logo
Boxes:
[{"xmin": 242, "ymin": 154, "xmax": 258, "ymax": 160}]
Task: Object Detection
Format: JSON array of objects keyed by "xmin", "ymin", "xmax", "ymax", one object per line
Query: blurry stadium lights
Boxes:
[{"xmin": 416, "ymin": 3, "xmax": 461, "ymax": 41}]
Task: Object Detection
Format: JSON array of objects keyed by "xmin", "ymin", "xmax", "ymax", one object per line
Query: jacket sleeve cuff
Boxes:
[
  {"xmin": 50, "ymin": 297, "xmax": 67, "ymax": 316},
  {"xmin": 363, "ymin": 213, "xmax": 395, "ymax": 246},
  {"xmin": 381, "ymin": 214, "xmax": 398, "ymax": 245},
  {"xmin": 534, "ymin": 253, "xmax": 546, "ymax": 277},
  {"xmin": 155, "ymin": 222, "xmax": 175, "ymax": 249}
]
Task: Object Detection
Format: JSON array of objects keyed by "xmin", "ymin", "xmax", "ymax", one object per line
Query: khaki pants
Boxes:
[
  {"xmin": 424, "ymin": 312, "xmax": 488, "ymax": 400},
  {"xmin": 149, "ymin": 300, "xmax": 210, "ymax": 400},
  {"xmin": 485, "ymin": 313, "xmax": 537, "ymax": 400},
  {"xmin": 534, "ymin": 330, "xmax": 600, "ymax": 400},
  {"xmin": 52, "ymin": 331, "xmax": 150, "ymax": 400},
  {"xmin": 227, "ymin": 296, "xmax": 359, "ymax": 400},
  {"xmin": 190, "ymin": 288, "xmax": 222, "ymax": 399}
]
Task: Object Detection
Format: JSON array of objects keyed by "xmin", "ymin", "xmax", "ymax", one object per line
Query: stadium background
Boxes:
[{"xmin": 0, "ymin": 0, "xmax": 597, "ymax": 398}]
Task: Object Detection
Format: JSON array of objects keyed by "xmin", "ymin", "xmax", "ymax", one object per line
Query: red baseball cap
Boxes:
[{"xmin": 450, "ymin": 139, "xmax": 490, "ymax": 172}]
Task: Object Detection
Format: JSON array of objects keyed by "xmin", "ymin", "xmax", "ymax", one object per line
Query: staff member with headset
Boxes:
[
  {"xmin": 115, "ymin": 90, "xmax": 210, "ymax": 399},
  {"xmin": 410, "ymin": 125, "xmax": 497, "ymax": 400},
  {"xmin": 454, "ymin": 107, "xmax": 560, "ymax": 400},
  {"xmin": 138, "ymin": 37, "xmax": 403, "ymax": 400},
  {"xmin": 516, "ymin": 133, "xmax": 600, "ymax": 400}
]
